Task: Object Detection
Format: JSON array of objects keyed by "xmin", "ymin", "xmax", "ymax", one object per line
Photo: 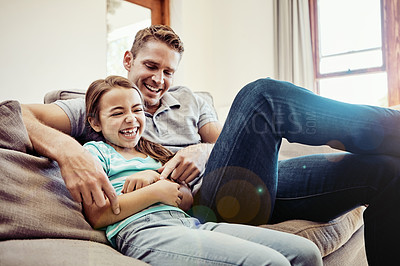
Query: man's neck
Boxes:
[{"xmin": 145, "ymin": 102, "xmax": 161, "ymax": 115}]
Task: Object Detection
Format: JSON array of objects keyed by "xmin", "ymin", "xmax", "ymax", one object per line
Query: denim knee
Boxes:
[
  {"xmin": 238, "ymin": 78, "xmax": 278, "ymax": 101},
  {"xmin": 234, "ymin": 78, "xmax": 297, "ymax": 109}
]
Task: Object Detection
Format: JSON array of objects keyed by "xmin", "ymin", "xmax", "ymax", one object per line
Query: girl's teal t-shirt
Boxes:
[{"xmin": 83, "ymin": 141, "xmax": 189, "ymax": 247}]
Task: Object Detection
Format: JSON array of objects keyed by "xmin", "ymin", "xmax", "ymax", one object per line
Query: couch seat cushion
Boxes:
[
  {"xmin": 0, "ymin": 239, "xmax": 148, "ymax": 265},
  {"xmin": 261, "ymin": 206, "xmax": 365, "ymax": 257}
]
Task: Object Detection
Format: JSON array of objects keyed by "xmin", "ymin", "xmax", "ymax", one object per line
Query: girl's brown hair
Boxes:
[{"xmin": 85, "ymin": 75, "xmax": 174, "ymax": 164}]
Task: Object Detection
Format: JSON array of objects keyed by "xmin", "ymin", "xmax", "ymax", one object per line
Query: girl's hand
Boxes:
[
  {"xmin": 177, "ymin": 181, "xmax": 193, "ymax": 211},
  {"xmin": 122, "ymin": 170, "xmax": 160, "ymax": 193},
  {"xmin": 152, "ymin": 179, "xmax": 183, "ymax": 207}
]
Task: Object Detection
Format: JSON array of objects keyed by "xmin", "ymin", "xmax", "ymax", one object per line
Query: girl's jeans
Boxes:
[
  {"xmin": 194, "ymin": 78, "xmax": 400, "ymax": 266},
  {"xmin": 115, "ymin": 210, "xmax": 322, "ymax": 265}
]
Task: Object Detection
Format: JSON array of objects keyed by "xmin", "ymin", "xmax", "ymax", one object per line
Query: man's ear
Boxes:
[
  {"xmin": 88, "ymin": 117, "xmax": 102, "ymax": 132},
  {"xmin": 123, "ymin": 51, "xmax": 133, "ymax": 71}
]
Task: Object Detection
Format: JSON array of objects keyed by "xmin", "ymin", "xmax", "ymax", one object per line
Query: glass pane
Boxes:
[
  {"xmin": 320, "ymin": 49, "xmax": 383, "ymax": 74},
  {"xmin": 107, "ymin": 0, "xmax": 151, "ymax": 76},
  {"xmin": 318, "ymin": 0, "xmax": 382, "ymax": 57},
  {"xmin": 319, "ymin": 72, "xmax": 388, "ymax": 106}
]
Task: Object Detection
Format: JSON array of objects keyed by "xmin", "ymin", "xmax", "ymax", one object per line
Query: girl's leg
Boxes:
[
  {"xmin": 195, "ymin": 78, "xmax": 400, "ymax": 224},
  {"xmin": 200, "ymin": 221, "xmax": 322, "ymax": 266},
  {"xmin": 115, "ymin": 211, "xmax": 321, "ymax": 266}
]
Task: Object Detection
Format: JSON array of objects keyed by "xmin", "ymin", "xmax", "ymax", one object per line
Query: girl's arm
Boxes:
[
  {"xmin": 122, "ymin": 170, "xmax": 193, "ymax": 211},
  {"xmin": 83, "ymin": 179, "xmax": 182, "ymax": 229}
]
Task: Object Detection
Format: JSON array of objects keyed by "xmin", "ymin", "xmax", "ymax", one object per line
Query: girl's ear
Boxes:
[{"xmin": 88, "ymin": 117, "xmax": 102, "ymax": 132}]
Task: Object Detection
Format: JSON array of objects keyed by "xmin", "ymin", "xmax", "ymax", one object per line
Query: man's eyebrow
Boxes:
[
  {"xmin": 143, "ymin": 59, "xmax": 158, "ymax": 65},
  {"xmin": 143, "ymin": 59, "xmax": 176, "ymax": 72}
]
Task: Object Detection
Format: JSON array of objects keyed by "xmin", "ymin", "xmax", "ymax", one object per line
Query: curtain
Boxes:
[{"xmin": 274, "ymin": 0, "xmax": 314, "ymax": 90}]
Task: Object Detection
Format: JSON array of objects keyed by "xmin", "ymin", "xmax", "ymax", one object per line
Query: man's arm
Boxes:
[
  {"xmin": 21, "ymin": 103, "xmax": 120, "ymax": 214},
  {"xmin": 22, "ymin": 103, "xmax": 72, "ymax": 134},
  {"xmin": 198, "ymin": 121, "xmax": 222, "ymax": 143},
  {"xmin": 159, "ymin": 121, "xmax": 223, "ymax": 183}
]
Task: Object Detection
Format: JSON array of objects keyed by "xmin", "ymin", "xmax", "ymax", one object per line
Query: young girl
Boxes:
[{"xmin": 82, "ymin": 75, "xmax": 322, "ymax": 266}]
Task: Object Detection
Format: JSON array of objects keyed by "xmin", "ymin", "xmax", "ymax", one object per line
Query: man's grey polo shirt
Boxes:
[{"xmin": 54, "ymin": 86, "xmax": 219, "ymax": 152}]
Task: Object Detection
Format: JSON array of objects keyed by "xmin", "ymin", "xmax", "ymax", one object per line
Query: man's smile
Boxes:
[{"xmin": 144, "ymin": 83, "xmax": 162, "ymax": 93}]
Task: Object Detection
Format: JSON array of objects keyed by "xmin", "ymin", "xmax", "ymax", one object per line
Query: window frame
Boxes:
[
  {"xmin": 124, "ymin": 0, "xmax": 170, "ymax": 26},
  {"xmin": 309, "ymin": 0, "xmax": 400, "ymax": 106}
]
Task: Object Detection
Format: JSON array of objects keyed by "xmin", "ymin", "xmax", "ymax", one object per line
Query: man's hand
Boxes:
[
  {"xmin": 58, "ymin": 146, "xmax": 120, "ymax": 214},
  {"xmin": 158, "ymin": 143, "xmax": 213, "ymax": 183},
  {"xmin": 21, "ymin": 104, "xmax": 120, "ymax": 215}
]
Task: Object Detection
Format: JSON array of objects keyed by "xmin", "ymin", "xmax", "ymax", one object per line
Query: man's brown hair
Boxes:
[{"xmin": 130, "ymin": 25, "xmax": 184, "ymax": 60}]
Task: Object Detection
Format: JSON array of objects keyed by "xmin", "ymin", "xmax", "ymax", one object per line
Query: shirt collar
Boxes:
[
  {"xmin": 161, "ymin": 91, "xmax": 181, "ymax": 109},
  {"xmin": 146, "ymin": 91, "xmax": 181, "ymax": 117}
]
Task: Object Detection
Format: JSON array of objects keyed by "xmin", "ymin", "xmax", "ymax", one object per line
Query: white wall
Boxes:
[
  {"xmin": 171, "ymin": 0, "xmax": 276, "ymax": 121},
  {"xmin": 0, "ymin": 0, "xmax": 276, "ymax": 121},
  {"xmin": 0, "ymin": 0, "xmax": 107, "ymax": 104}
]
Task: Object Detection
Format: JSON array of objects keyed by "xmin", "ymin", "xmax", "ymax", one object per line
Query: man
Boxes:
[{"xmin": 22, "ymin": 25, "xmax": 222, "ymax": 215}]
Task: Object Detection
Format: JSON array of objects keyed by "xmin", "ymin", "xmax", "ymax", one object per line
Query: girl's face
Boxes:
[{"xmin": 90, "ymin": 87, "xmax": 145, "ymax": 152}]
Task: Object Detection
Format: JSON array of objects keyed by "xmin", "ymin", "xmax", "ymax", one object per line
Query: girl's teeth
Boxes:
[{"xmin": 120, "ymin": 129, "xmax": 137, "ymax": 135}]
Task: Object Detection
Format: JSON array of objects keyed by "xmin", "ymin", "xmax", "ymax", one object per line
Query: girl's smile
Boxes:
[{"xmin": 89, "ymin": 86, "xmax": 145, "ymax": 154}]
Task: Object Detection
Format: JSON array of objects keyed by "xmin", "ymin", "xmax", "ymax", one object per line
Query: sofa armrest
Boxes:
[{"xmin": 261, "ymin": 206, "xmax": 365, "ymax": 257}]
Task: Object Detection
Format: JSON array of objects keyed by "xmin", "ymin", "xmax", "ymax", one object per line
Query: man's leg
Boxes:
[
  {"xmin": 195, "ymin": 78, "xmax": 400, "ymax": 224},
  {"xmin": 193, "ymin": 78, "xmax": 400, "ymax": 264},
  {"xmin": 274, "ymin": 153, "xmax": 400, "ymax": 266}
]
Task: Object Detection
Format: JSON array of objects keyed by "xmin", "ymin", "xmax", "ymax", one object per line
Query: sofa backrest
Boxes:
[
  {"xmin": 44, "ymin": 89, "xmax": 216, "ymax": 110},
  {"xmin": 44, "ymin": 89, "xmax": 341, "ymax": 159}
]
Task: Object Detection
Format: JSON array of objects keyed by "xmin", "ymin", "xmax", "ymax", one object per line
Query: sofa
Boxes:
[{"xmin": 0, "ymin": 89, "xmax": 368, "ymax": 265}]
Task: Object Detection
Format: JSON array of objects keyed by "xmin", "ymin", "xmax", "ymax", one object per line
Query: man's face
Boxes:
[{"xmin": 125, "ymin": 40, "xmax": 181, "ymax": 113}]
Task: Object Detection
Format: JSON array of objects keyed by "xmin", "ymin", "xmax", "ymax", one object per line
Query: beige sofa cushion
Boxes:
[
  {"xmin": 0, "ymin": 239, "xmax": 148, "ymax": 266},
  {"xmin": 261, "ymin": 206, "xmax": 365, "ymax": 257},
  {"xmin": 278, "ymin": 138, "xmax": 343, "ymax": 161},
  {"xmin": 323, "ymin": 226, "xmax": 367, "ymax": 266},
  {"xmin": 0, "ymin": 101, "xmax": 106, "ymax": 243}
]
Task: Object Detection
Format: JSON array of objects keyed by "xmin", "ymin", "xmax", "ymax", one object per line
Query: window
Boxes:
[
  {"xmin": 309, "ymin": 0, "xmax": 400, "ymax": 107},
  {"xmin": 124, "ymin": 0, "xmax": 170, "ymax": 25},
  {"xmin": 106, "ymin": 0, "xmax": 170, "ymax": 76}
]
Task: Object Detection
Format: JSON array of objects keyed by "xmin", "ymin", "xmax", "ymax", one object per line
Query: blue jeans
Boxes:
[
  {"xmin": 194, "ymin": 78, "xmax": 400, "ymax": 266},
  {"xmin": 115, "ymin": 210, "xmax": 322, "ymax": 265}
]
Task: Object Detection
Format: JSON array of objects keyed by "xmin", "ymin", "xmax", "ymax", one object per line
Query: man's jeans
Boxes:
[{"xmin": 194, "ymin": 78, "xmax": 400, "ymax": 266}]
